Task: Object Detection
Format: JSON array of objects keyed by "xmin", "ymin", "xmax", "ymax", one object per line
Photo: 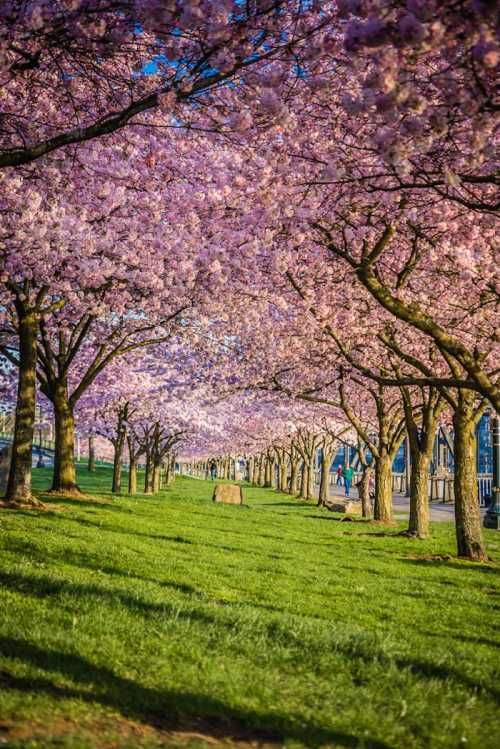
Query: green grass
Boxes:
[{"xmin": 1, "ymin": 466, "xmax": 499, "ymax": 749}]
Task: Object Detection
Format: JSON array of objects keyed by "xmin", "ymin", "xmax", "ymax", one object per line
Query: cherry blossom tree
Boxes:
[{"xmin": 0, "ymin": 1, "xmax": 330, "ymax": 168}]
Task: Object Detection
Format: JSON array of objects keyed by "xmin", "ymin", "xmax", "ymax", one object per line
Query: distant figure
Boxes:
[
  {"xmin": 210, "ymin": 462, "xmax": 217, "ymax": 480},
  {"xmin": 343, "ymin": 465, "xmax": 354, "ymax": 497},
  {"xmin": 336, "ymin": 465, "xmax": 343, "ymax": 486},
  {"xmin": 369, "ymin": 474, "xmax": 375, "ymax": 501}
]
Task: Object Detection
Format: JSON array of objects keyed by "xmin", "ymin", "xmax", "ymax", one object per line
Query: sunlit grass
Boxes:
[{"xmin": 0, "ymin": 465, "xmax": 499, "ymax": 748}]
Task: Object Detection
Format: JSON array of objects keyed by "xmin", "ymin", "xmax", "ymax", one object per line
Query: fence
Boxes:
[{"xmin": 314, "ymin": 469, "xmax": 492, "ymax": 507}]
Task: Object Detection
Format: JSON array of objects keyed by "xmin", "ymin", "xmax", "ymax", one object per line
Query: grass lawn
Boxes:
[{"xmin": 0, "ymin": 466, "xmax": 499, "ymax": 749}]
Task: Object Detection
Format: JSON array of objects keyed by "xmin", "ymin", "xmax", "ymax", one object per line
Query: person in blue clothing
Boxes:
[{"xmin": 343, "ymin": 465, "xmax": 354, "ymax": 497}]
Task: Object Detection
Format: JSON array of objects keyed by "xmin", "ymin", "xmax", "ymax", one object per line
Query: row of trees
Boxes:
[{"xmin": 0, "ymin": 2, "xmax": 497, "ymax": 563}]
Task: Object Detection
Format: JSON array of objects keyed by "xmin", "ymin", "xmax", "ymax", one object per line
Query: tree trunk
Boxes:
[
  {"xmin": 144, "ymin": 451, "xmax": 153, "ymax": 494},
  {"xmin": 128, "ymin": 456, "xmax": 137, "ymax": 494},
  {"xmin": 318, "ymin": 450, "xmax": 333, "ymax": 507},
  {"xmin": 298, "ymin": 461, "xmax": 307, "ymax": 499},
  {"xmin": 453, "ymin": 398, "xmax": 486, "ymax": 561},
  {"xmin": 112, "ymin": 432, "xmax": 125, "ymax": 494},
  {"xmin": 274, "ymin": 457, "xmax": 282, "ymax": 491},
  {"xmin": 5, "ymin": 310, "xmax": 38, "ymax": 504},
  {"xmin": 88, "ymin": 435, "xmax": 96, "ymax": 472},
  {"xmin": 306, "ymin": 458, "xmax": 314, "ymax": 500},
  {"xmin": 51, "ymin": 384, "xmax": 79, "ymax": 494},
  {"xmin": 407, "ymin": 450, "xmax": 430, "ymax": 539},
  {"xmin": 258, "ymin": 457, "xmax": 264, "ymax": 485},
  {"xmin": 251, "ymin": 458, "xmax": 258, "ymax": 484},
  {"xmin": 153, "ymin": 461, "xmax": 161, "ymax": 493},
  {"xmin": 288, "ymin": 459, "xmax": 300, "ymax": 494},
  {"xmin": 374, "ymin": 451, "xmax": 393, "ymax": 522},
  {"xmin": 279, "ymin": 458, "xmax": 287, "ymax": 493},
  {"xmin": 358, "ymin": 465, "xmax": 373, "ymax": 518},
  {"xmin": 263, "ymin": 457, "xmax": 271, "ymax": 487},
  {"xmin": 168, "ymin": 456, "xmax": 175, "ymax": 484}
]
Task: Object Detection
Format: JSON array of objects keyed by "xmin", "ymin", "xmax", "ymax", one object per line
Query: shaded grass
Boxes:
[{"xmin": 0, "ymin": 465, "xmax": 499, "ymax": 748}]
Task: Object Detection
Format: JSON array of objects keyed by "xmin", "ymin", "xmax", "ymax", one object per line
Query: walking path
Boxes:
[
  {"xmin": 324, "ymin": 483, "xmax": 487, "ymax": 523},
  {"xmin": 182, "ymin": 473, "xmax": 487, "ymax": 523}
]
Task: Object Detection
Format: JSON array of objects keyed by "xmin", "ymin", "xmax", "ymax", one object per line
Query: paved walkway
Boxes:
[
  {"xmin": 323, "ymin": 483, "xmax": 487, "ymax": 523},
  {"xmin": 182, "ymin": 474, "xmax": 487, "ymax": 523}
]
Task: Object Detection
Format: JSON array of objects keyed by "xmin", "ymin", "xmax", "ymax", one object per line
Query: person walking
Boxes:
[
  {"xmin": 210, "ymin": 461, "xmax": 216, "ymax": 480},
  {"xmin": 343, "ymin": 465, "xmax": 354, "ymax": 497},
  {"xmin": 336, "ymin": 464, "xmax": 343, "ymax": 486}
]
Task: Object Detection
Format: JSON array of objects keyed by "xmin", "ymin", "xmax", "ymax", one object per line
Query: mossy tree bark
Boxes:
[
  {"xmin": 296, "ymin": 431, "xmax": 319, "ymax": 501},
  {"xmin": 4, "ymin": 303, "xmax": 39, "ymax": 504},
  {"xmin": 144, "ymin": 441, "xmax": 153, "ymax": 494},
  {"xmin": 453, "ymin": 390, "xmax": 487, "ymax": 561},
  {"xmin": 126, "ymin": 433, "xmax": 144, "ymax": 495},
  {"xmin": 286, "ymin": 442, "xmax": 301, "ymax": 493},
  {"xmin": 279, "ymin": 454, "xmax": 287, "ymax": 492},
  {"xmin": 402, "ymin": 387, "xmax": 444, "ymax": 539},
  {"xmin": 318, "ymin": 435, "xmax": 336, "ymax": 507},
  {"xmin": 128, "ymin": 455, "xmax": 137, "ymax": 494},
  {"xmin": 143, "ymin": 424, "xmax": 160, "ymax": 494},
  {"xmin": 358, "ymin": 464, "xmax": 374, "ymax": 518},
  {"xmin": 1, "ymin": 283, "xmax": 69, "ymax": 504},
  {"xmin": 263, "ymin": 453, "xmax": 275, "ymax": 487},
  {"xmin": 51, "ymin": 382, "xmax": 79, "ymax": 493},
  {"xmin": 288, "ymin": 456, "xmax": 300, "ymax": 494},
  {"xmin": 162, "ymin": 459, "xmax": 170, "ymax": 487},
  {"xmin": 374, "ymin": 450, "xmax": 394, "ymax": 522},
  {"xmin": 408, "ymin": 450, "xmax": 431, "ymax": 536},
  {"xmin": 298, "ymin": 462, "xmax": 307, "ymax": 499},
  {"xmin": 108, "ymin": 402, "xmax": 129, "ymax": 495},
  {"xmin": 152, "ymin": 460, "xmax": 162, "ymax": 493},
  {"xmin": 259, "ymin": 455, "xmax": 266, "ymax": 485},
  {"xmin": 349, "ymin": 439, "xmax": 374, "ymax": 518},
  {"xmin": 338, "ymin": 382, "xmax": 404, "ymax": 524},
  {"xmin": 306, "ymin": 457, "xmax": 315, "ymax": 499},
  {"xmin": 167, "ymin": 455, "xmax": 176, "ymax": 485},
  {"xmin": 32, "ymin": 307, "xmax": 187, "ymax": 497},
  {"xmin": 88, "ymin": 435, "xmax": 96, "ymax": 472},
  {"xmin": 142, "ymin": 424, "xmax": 181, "ymax": 495},
  {"xmin": 251, "ymin": 456, "xmax": 259, "ymax": 484}
]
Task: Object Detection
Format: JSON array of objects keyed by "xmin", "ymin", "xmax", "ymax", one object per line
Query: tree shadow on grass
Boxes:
[
  {"xmin": 250, "ymin": 502, "xmax": 313, "ymax": 509},
  {"xmin": 0, "ymin": 636, "xmax": 395, "ymax": 749},
  {"xmin": 401, "ymin": 558, "xmax": 499, "ymax": 574},
  {"xmin": 40, "ymin": 497, "xmax": 132, "ymax": 513},
  {"xmin": 320, "ymin": 635, "xmax": 500, "ymax": 703},
  {"xmin": 0, "ymin": 572, "xmax": 500, "ymax": 701},
  {"xmin": 304, "ymin": 515, "xmax": 369, "ymax": 524},
  {"xmin": 0, "ymin": 570, "xmax": 222, "ymax": 630},
  {"xmin": 59, "ymin": 515, "xmax": 262, "ymax": 557},
  {"xmin": 420, "ymin": 630, "xmax": 500, "ymax": 651},
  {"xmin": 393, "ymin": 655, "xmax": 500, "ymax": 702}
]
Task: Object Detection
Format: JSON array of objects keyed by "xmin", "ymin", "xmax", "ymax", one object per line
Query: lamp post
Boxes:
[{"xmin": 484, "ymin": 416, "xmax": 500, "ymax": 530}]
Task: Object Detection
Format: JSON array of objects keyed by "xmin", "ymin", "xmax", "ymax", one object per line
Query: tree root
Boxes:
[{"xmin": 0, "ymin": 496, "xmax": 46, "ymax": 509}]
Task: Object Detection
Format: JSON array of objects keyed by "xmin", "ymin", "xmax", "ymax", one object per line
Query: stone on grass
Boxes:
[
  {"xmin": 326, "ymin": 499, "xmax": 362, "ymax": 515},
  {"xmin": 213, "ymin": 484, "xmax": 243, "ymax": 505}
]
